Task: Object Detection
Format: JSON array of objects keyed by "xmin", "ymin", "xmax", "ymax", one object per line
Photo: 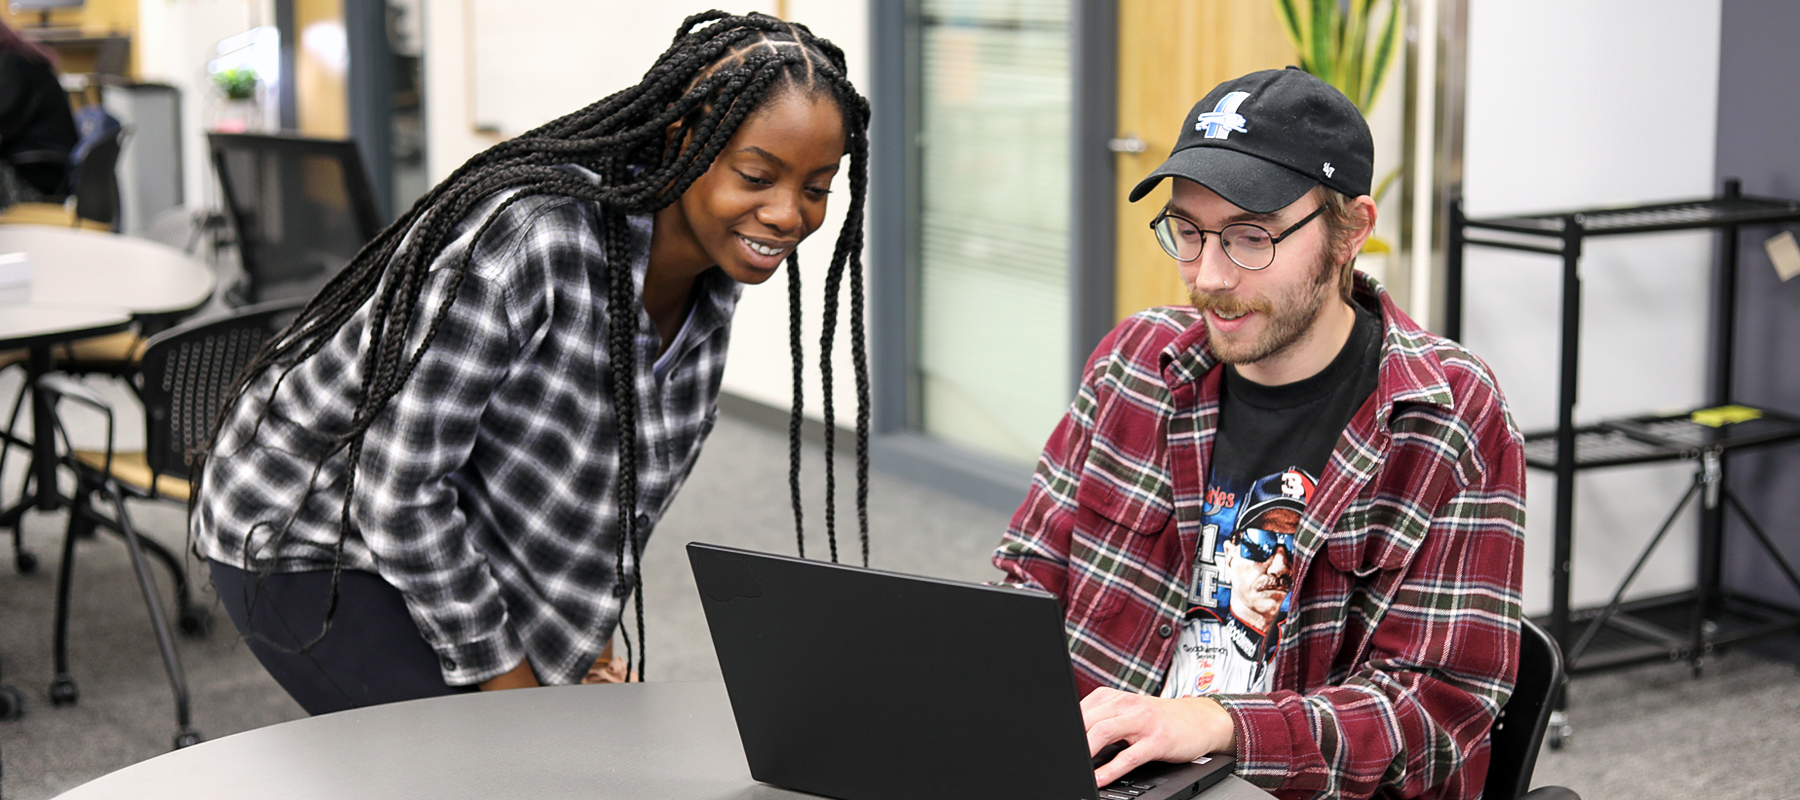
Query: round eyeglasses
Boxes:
[{"xmin": 1149, "ymin": 204, "xmax": 1326, "ymax": 270}]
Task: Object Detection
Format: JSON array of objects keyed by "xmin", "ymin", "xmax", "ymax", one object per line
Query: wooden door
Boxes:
[
  {"xmin": 295, "ymin": 0, "xmax": 350, "ymax": 138},
  {"xmin": 1112, "ymin": 0, "xmax": 1295, "ymax": 321}
]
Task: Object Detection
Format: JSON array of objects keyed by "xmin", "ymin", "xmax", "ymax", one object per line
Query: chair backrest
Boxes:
[
  {"xmin": 1485, "ymin": 617, "xmax": 1564, "ymax": 800},
  {"xmin": 208, "ymin": 133, "xmax": 382, "ymax": 306},
  {"xmin": 137, "ymin": 300, "xmax": 305, "ymax": 483},
  {"xmin": 71, "ymin": 128, "xmax": 124, "ymax": 228}
]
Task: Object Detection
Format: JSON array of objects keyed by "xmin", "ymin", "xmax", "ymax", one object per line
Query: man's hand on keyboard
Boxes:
[{"xmin": 1080, "ymin": 688, "xmax": 1237, "ymax": 787}]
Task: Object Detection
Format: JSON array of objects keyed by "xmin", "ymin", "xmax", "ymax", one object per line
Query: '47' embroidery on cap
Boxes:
[{"xmin": 1196, "ymin": 91, "xmax": 1251, "ymax": 139}]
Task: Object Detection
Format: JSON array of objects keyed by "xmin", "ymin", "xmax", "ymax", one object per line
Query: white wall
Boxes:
[
  {"xmin": 1463, "ymin": 0, "xmax": 1723, "ymax": 614},
  {"xmin": 134, "ymin": 0, "xmax": 275, "ymax": 221},
  {"xmin": 422, "ymin": 1, "xmax": 870, "ymax": 423}
]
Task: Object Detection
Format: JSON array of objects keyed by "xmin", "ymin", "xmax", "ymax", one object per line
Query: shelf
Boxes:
[
  {"xmin": 1521, "ymin": 407, "xmax": 1800, "ymax": 471},
  {"xmin": 1465, "ymin": 195, "xmax": 1800, "ymax": 239},
  {"xmin": 1538, "ymin": 591, "xmax": 1800, "ymax": 675}
]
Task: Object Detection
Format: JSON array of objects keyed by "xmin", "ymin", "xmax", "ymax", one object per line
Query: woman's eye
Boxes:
[
  {"xmin": 805, "ymin": 185, "xmax": 832, "ymax": 198},
  {"xmin": 738, "ymin": 171, "xmax": 773, "ymax": 187}
]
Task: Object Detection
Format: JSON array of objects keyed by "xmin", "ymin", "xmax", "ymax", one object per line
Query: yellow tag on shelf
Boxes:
[{"xmin": 1690, "ymin": 405, "xmax": 1763, "ymax": 428}]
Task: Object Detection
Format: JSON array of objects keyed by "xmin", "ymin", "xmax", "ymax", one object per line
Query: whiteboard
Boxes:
[{"xmin": 467, "ymin": 1, "xmax": 777, "ymax": 137}]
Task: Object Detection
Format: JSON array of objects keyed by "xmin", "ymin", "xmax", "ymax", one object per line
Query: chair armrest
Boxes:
[
  {"xmin": 37, "ymin": 373, "xmax": 113, "ymax": 415},
  {"xmin": 36, "ymin": 373, "xmax": 117, "ymax": 472},
  {"xmin": 1521, "ymin": 786, "xmax": 1581, "ymax": 800},
  {"xmin": 9, "ymin": 148, "xmax": 69, "ymax": 168}
]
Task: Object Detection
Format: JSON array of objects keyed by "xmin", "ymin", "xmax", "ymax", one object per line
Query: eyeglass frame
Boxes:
[{"xmin": 1148, "ymin": 203, "xmax": 1327, "ymax": 270}]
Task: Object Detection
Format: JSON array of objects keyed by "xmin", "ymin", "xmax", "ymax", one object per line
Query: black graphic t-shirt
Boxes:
[{"xmin": 1162, "ymin": 306, "xmax": 1381, "ymax": 698}]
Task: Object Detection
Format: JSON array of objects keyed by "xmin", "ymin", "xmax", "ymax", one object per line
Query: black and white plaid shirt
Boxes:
[{"xmin": 194, "ymin": 172, "xmax": 741, "ymax": 686}]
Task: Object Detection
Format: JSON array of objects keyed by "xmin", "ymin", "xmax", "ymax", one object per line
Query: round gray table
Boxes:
[
  {"xmin": 0, "ymin": 225, "xmax": 215, "ymax": 516},
  {"xmin": 0, "ymin": 225, "xmax": 215, "ymax": 313},
  {"xmin": 52, "ymin": 682, "xmax": 1275, "ymax": 800}
]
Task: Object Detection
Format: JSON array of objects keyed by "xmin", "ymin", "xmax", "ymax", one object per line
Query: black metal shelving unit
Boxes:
[{"xmin": 1447, "ymin": 180, "xmax": 1800, "ymax": 698}]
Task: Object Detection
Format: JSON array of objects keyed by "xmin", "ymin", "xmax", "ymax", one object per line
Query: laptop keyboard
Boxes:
[{"xmin": 1099, "ymin": 778, "xmax": 1159, "ymax": 799}]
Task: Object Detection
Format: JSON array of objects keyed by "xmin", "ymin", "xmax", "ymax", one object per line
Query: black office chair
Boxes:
[
  {"xmin": 208, "ymin": 133, "xmax": 382, "ymax": 306},
  {"xmin": 1485, "ymin": 618, "xmax": 1581, "ymax": 800},
  {"xmin": 69, "ymin": 127, "xmax": 124, "ymax": 230},
  {"xmin": 6, "ymin": 148, "xmax": 71, "ymax": 199},
  {"xmin": 36, "ymin": 299, "xmax": 303, "ymax": 750}
]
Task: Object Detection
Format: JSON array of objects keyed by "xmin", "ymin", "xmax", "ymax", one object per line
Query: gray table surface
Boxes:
[
  {"xmin": 54, "ymin": 682, "xmax": 1275, "ymax": 800},
  {"xmin": 0, "ymin": 304, "xmax": 131, "ymax": 349},
  {"xmin": 0, "ymin": 225, "xmax": 214, "ymax": 314}
]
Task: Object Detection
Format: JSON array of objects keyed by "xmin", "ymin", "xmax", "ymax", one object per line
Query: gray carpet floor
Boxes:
[{"xmin": 0, "ymin": 368, "xmax": 1797, "ymax": 799}]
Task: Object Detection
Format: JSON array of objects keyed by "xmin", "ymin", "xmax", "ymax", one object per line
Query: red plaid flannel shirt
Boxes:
[{"xmin": 994, "ymin": 276, "xmax": 1526, "ymax": 800}]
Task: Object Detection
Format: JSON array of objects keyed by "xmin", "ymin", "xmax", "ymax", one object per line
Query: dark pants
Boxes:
[{"xmin": 209, "ymin": 560, "xmax": 476, "ymax": 715}]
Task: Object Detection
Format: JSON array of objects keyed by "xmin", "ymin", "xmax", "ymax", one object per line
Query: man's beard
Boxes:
[{"xmin": 1189, "ymin": 249, "xmax": 1340, "ymax": 366}]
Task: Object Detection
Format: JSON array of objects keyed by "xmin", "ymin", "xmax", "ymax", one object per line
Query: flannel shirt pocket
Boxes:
[
  {"xmin": 1068, "ymin": 476, "xmax": 1174, "ymax": 623},
  {"xmin": 1326, "ymin": 463, "xmax": 1460, "ymax": 578}
]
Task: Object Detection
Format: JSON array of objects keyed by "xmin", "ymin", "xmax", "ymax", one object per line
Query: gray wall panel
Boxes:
[{"xmin": 1716, "ymin": 0, "xmax": 1800, "ymax": 619}]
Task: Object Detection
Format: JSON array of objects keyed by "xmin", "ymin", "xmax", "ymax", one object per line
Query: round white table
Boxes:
[
  {"xmin": 0, "ymin": 305, "xmax": 132, "ymax": 352},
  {"xmin": 0, "ymin": 225, "xmax": 215, "ymax": 517},
  {"xmin": 52, "ymin": 682, "xmax": 1275, "ymax": 800},
  {"xmin": 0, "ymin": 225, "xmax": 215, "ymax": 314}
]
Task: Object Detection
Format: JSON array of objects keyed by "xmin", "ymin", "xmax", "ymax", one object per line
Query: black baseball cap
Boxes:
[{"xmin": 1128, "ymin": 67, "xmax": 1373, "ymax": 214}]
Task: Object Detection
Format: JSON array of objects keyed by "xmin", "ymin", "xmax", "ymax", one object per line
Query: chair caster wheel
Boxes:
[
  {"xmin": 173, "ymin": 728, "xmax": 204, "ymax": 749},
  {"xmin": 0, "ymin": 684, "xmax": 25, "ymax": 720},
  {"xmin": 1546, "ymin": 711, "xmax": 1572, "ymax": 751},
  {"xmin": 49, "ymin": 675, "xmax": 79, "ymax": 706},
  {"xmin": 178, "ymin": 605, "xmax": 213, "ymax": 638},
  {"xmin": 15, "ymin": 551, "xmax": 36, "ymax": 574}
]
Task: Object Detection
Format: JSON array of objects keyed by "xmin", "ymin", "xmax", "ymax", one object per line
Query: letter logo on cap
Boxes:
[{"xmin": 1196, "ymin": 92, "xmax": 1251, "ymax": 140}]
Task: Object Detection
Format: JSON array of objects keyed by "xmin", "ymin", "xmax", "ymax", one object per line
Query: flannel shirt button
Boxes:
[
  {"xmin": 441, "ymin": 656, "xmax": 456, "ymax": 669},
  {"xmin": 1157, "ymin": 623, "xmax": 1173, "ymax": 638},
  {"xmin": 636, "ymin": 513, "xmax": 651, "ymax": 529}
]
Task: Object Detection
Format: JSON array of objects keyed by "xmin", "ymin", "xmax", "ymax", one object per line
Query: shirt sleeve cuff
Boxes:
[
  {"xmin": 1211, "ymin": 693, "xmax": 1295, "ymax": 791},
  {"xmin": 432, "ymin": 627, "xmax": 526, "ymax": 687}
]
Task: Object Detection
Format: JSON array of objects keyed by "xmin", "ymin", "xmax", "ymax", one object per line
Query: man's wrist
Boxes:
[{"xmin": 1186, "ymin": 696, "xmax": 1238, "ymax": 755}]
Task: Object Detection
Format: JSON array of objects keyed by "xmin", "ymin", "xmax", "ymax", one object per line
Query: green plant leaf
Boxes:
[
  {"xmin": 1372, "ymin": 164, "xmax": 1402, "ymax": 204},
  {"xmin": 1361, "ymin": 0, "xmax": 1401, "ymax": 110},
  {"xmin": 1309, "ymin": 0, "xmax": 1337, "ymax": 84},
  {"xmin": 1274, "ymin": 0, "xmax": 1308, "ymax": 59},
  {"xmin": 1339, "ymin": 0, "xmax": 1365, "ymax": 110},
  {"xmin": 213, "ymin": 67, "xmax": 258, "ymax": 101}
]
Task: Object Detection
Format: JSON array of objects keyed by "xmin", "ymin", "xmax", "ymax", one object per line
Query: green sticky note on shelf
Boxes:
[{"xmin": 1690, "ymin": 405, "xmax": 1763, "ymax": 428}]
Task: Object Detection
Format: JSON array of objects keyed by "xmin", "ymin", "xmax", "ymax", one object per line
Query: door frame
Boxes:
[{"xmin": 866, "ymin": 0, "xmax": 1116, "ymax": 513}]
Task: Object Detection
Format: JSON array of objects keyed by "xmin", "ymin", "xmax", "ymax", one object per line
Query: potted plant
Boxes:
[
  {"xmin": 210, "ymin": 67, "xmax": 261, "ymax": 133},
  {"xmin": 1273, "ymin": 0, "xmax": 1404, "ymax": 269}
]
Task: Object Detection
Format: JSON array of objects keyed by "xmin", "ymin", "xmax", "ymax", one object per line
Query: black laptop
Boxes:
[{"xmin": 688, "ymin": 542, "xmax": 1235, "ymax": 800}]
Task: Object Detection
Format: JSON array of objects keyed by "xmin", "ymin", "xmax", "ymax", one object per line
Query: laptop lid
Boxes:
[{"xmin": 688, "ymin": 542, "xmax": 1234, "ymax": 800}]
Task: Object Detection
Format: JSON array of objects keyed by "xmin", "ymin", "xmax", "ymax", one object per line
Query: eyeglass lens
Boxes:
[{"xmin": 1151, "ymin": 216, "xmax": 1279, "ymax": 269}]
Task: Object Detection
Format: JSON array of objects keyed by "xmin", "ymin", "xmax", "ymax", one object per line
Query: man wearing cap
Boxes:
[{"xmin": 993, "ymin": 67, "xmax": 1524, "ymax": 800}]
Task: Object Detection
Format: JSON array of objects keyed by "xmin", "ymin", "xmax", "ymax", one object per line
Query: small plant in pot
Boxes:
[{"xmin": 211, "ymin": 67, "xmax": 260, "ymax": 132}]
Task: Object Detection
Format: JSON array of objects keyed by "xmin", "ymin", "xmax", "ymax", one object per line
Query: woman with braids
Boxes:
[{"xmin": 191, "ymin": 11, "xmax": 871, "ymax": 714}]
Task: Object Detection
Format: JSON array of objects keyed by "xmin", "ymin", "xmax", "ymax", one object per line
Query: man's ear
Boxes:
[{"xmin": 1342, "ymin": 195, "xmax": 1379, "ymax": 258}]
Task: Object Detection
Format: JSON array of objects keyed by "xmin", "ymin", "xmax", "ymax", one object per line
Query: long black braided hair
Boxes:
[{"xmin": 206, "ymin": 11, "xmax": 872, "ymax": 683}]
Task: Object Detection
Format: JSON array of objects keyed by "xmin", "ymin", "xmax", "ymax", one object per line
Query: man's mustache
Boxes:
[{"xmin": 1190, "ymin": 290, "xmax": 1273, "ymax": 318}]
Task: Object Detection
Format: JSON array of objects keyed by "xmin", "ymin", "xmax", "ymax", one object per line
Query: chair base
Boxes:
[
  {"xmin": 0, "ymin": 682, "xmax": 23, "ymax": 720},
  {"xmin": 49, "ymin": 674, "xmax": 78, "ymax": 706}
]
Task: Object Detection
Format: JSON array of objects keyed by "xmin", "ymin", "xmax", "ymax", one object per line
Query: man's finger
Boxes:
[
  {"xmin": 1079, "ymin": 686, "xmax": 1123, "ymax": 713},
  {"xmin": 1093, "ymin": 739, "xmax": 1156, "ymax": 788}
]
